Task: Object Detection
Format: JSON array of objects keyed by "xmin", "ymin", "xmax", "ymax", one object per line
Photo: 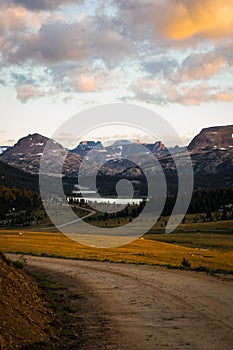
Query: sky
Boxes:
[{"xmin": 0, "ymin": 0, "xmax": 233, "ymax": 147}]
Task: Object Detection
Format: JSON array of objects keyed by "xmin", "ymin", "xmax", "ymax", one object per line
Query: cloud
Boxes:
[
  {"xmin": 180, "ymin": 52, "xmax": 227, "ymax": 80},
  {"xmin": 16, "ymin": 84, "xmax": 46, "ymax": 102},
  {"xmin": 162, "ymin": 0, "xmax": 233, "ymax": 40},
  {"xmin": 5, "ymin": 139, "xmax": 16, "ymax": 143},
  {"xmin": 131, "ymin": 78, "xmax": 233, "ymax": 106},
  {"xmin": 0, "ymin": 0, "xmax": 233, "ymax": 107},
  {"xmin": 143, "ymin": 57, "xmax": 179, "ymax": 79},
  {"xmin": 2, "ymin": 139, "xmax": 16, "ymax": 146},
  {"xmin": 0, "ymin": 6, "xmax": 29, "ymax": 39},
  {"xmin": 71, "ymin": 75, "xmax": 100, "ymax": 92},
  {"xmin": 7, "ymin": 21, "xmax": 90, "ymax": 64},
  {"xmin": 7, "ymin": 0, "xmax": 83, "ymax": 11},
  {"xmin": 143, "ymin": 49, "xmax": 232, "ymax": 85},
  {"xmin": 2, "ymin": 14, "xmax": 133, "ymax": 67},
  {"xmin": 116, "ymin": 0, "xmax": 233, "ymax": 43},
  {"xmin": 69, "ymin": 66, "xmax": 129, "ymax": 96},
  {"xmin": 213, "ymin": 91, "xmax": 233, "ymax": 102}
]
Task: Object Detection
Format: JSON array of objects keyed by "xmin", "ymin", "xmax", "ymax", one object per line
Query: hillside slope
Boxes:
[
  {"xmin": 188, "ymin": 125, "xmax": 233, "ymax": 151},
  {"xmin": 0, "ymin": 253, "xmax": 53, "ymax": 349},
  {"xmin": 0, "ymin": 160, "xmax": 39, "ymax": 192}
]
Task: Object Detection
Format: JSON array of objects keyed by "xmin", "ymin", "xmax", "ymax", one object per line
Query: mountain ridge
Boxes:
[
  {"xmin": 0, "ymin": 133, "xmax": 82, "ymax": 176},
  {"xmin": 188, "ymin": 124, "xmax": 233, "ymax": 151},
  {"xmin": 0, "ymin": 125, "xmax": 232, "ymax": 186}
]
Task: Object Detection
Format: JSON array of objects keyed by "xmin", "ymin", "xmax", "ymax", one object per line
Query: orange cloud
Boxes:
[
  {"xmin": 0, "ymin": 7, "xmax": 26, "ymax": 33},
  {"xmin": 71, "ymin": 75, "xmax": 100, "ymax": 92},
  {"xmin": 0, "ymin": 5, "xmax": 45, "ymax": 43},
  {"xmin": 163, "ymin": 0, "xmax": 233, "ymax": 40},
  {"xmin": 214, "ymin": 92, "xmax": 233, "ymax": 102}
]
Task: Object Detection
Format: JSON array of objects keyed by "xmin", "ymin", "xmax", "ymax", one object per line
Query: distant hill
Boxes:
[
  {"xmin": 106, "ymin": 140, "xmax": 170, "ymax": 158},
  {"xmin": 0, "ymin": 160, "xmax": 39, "ymax": 192},
  {"xmin": 186, "ymin": 125, "xmax": 233, "ymax": 181},
  {"xmin": 144, "ymin": 141, "xmax": 168, "ymax": 155},
  {"xmin": 71, "ymin": 140, "xmax": 103, "ymax": 157},
  {"xmin": 188, "ymin": 125, "xmax": 233, "ymax": 151}
]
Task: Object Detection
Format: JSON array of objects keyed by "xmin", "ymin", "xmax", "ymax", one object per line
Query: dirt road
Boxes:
[{"xmin": 10, "ymin": 255, "xmax": 233, "ymax": 349}]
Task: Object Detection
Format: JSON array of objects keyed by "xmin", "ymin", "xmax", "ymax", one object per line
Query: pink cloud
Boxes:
[{"xmin": 16, "ymin": 84, "xmax": 45, "ymax": 102}]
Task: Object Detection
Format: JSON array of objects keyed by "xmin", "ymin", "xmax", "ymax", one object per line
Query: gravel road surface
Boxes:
[{"xmin": 10, "ymin": 255, "xmax": 233, "ymax": 350}]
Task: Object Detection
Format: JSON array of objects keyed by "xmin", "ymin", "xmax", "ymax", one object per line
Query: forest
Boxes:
[{"xmin": 0, "ymin": 186, "xmax": 41, "ymax": 224}]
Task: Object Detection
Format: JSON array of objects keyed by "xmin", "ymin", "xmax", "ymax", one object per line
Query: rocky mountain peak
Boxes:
[
  {"xmin": 71, "ymin": 140, "xmax": 103, "ymax": 156},
  {"xmin": 0, "ymin": 133, "xmax": 81, "ymax": 176},
  {"xmin": 4, "ymin": 133, "xmax": 50, "ymax": 155},
  {"xmin": 188, "ymin": 125, "xmax": 233, "ymax": 151},
  {"xmin": 153, "ymin": 141, "xmax": 167, "ymax": 151}
]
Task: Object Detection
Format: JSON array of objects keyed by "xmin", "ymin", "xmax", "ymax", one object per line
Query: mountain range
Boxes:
[
  {"xmin": 0, "ymin": 124, "xmax": 232, "ymax": 189},
  {"xmin": 0, "ymin": 134, "xmax": 172, "ymax": 177}
]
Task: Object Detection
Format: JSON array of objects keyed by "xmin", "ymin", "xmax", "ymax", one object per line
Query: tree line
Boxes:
[{"xmin": 0, "ymin": 185, "xmax": 41, "ymax": 220}]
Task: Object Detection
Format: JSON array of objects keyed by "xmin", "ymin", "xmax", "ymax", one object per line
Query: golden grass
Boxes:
[
  {"xmin": 150, "ymin": 218, "xmax": 233, "ymax": 233},
  {"xmin": 170, "ymin": 220, "xmax": 233, "ymax": 232},
  {"xmin": 0, "ymin": 229, "xmax": 233, "ymax": 272},
  {"xmin": 145, "ymin": 233, "xmax": 233, "ymax": 250}
]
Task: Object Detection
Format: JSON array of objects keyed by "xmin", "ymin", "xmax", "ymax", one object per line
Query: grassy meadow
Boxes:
[{"xmin": 0, "ymin": 218, "xmax": 233, "ymax": 273}]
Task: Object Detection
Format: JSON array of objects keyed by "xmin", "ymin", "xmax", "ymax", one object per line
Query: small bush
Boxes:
[
  {"xmin": 181, "ymin": 257, "xmax": 191, "ymax": 269},
  {"xmin": 41, "ymin": 252, "xmax": 49, "ymax": 257},
  {"xmin": 195, "ymin": 265, "xmax": 210, "ymax": 273},
  {"xmin": 12, "ymin": 255, "xmax": 27, "ymax": 269},
  {"xmin": 13, "ymin": 260, "xmax": 24, "ymax": 269}
]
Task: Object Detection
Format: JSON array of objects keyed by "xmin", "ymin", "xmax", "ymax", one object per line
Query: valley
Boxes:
[{"xmin": 0, "ymin": 125, "xmax": 233, "ymax": 350}]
